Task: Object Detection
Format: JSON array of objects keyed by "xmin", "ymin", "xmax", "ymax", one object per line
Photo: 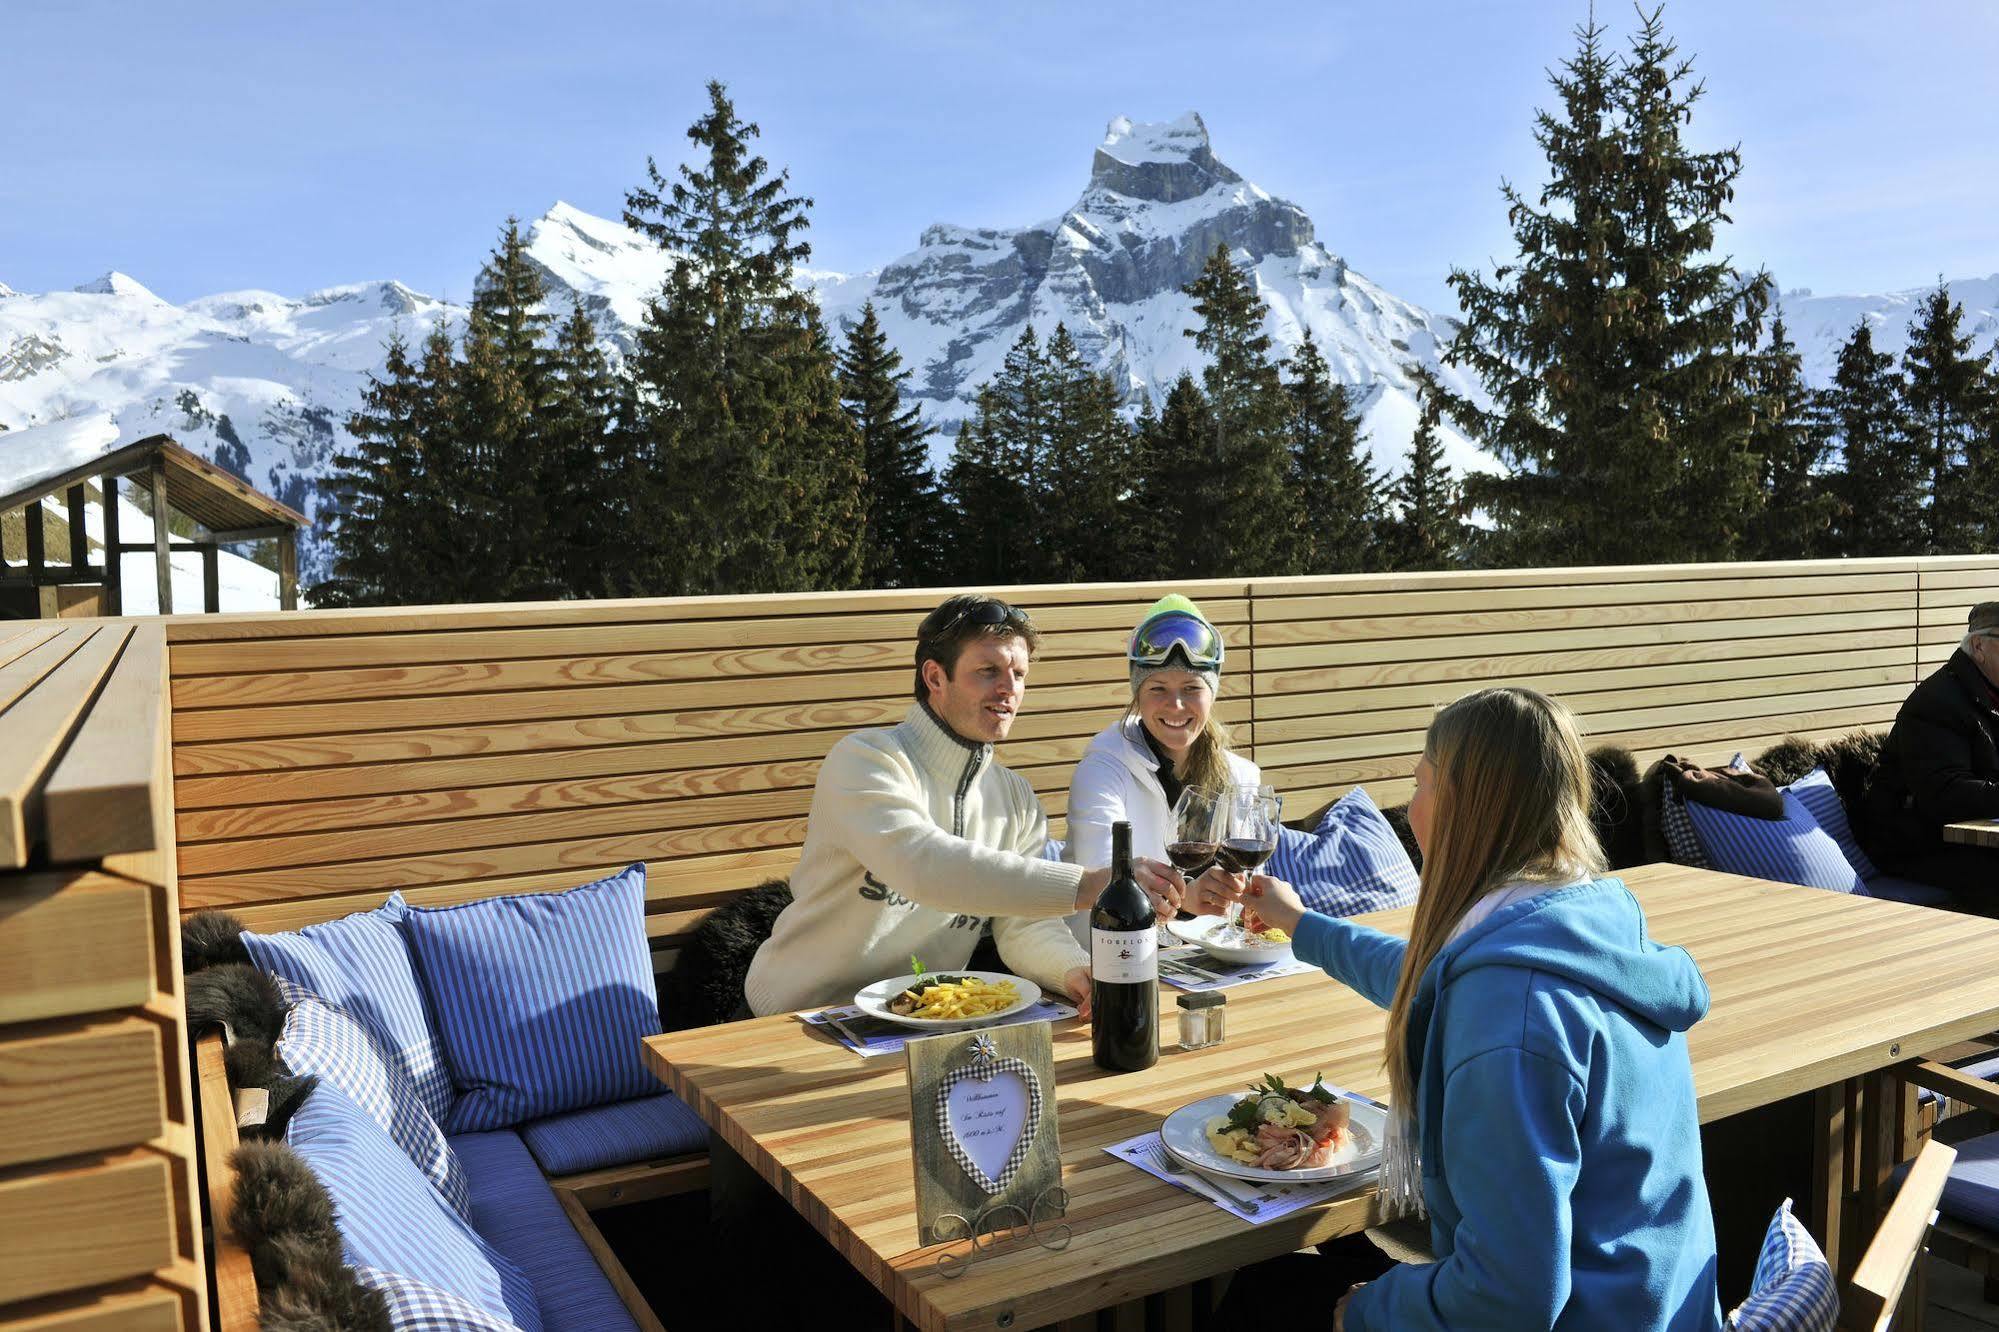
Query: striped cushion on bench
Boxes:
[
  {"xmin": 243, "ymin": 892, "xmax": 454, "ymax": 1122},
  {"xmin": 1685, "ymin": 792, "xmax": 1866, "ymax": 895},
  {"xmin": 519, "ymin": 1092, "xmax": 708, "ymax": 1176},
  {"xmin": 405, "ymin": 865, "xmax": 663, "ymax": 1134},
  {"xmin": 354, "ymin": 1267, "xmax": 524, "ymax": 1332}
]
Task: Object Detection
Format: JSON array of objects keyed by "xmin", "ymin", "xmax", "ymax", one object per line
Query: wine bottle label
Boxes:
[{"xmin": 1091, "ymin": 927, "xmax": 1158, "ymax": 984}]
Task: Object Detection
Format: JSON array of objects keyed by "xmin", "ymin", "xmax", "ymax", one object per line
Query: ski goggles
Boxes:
[{"xmin": 1128, "ymin": 610, "xmax": 1225, "ymax": 670}]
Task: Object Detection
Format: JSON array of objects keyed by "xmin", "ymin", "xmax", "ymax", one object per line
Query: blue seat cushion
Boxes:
[
  {"xmin": 1929, "ymin": 1128, "xmax": 1999, "ymax": 1232},
  {"xmin": 1727, "ymin": 1197, "xmax": 1837, "ymax": 1331},
  {"xmin": 278, "ymin": 988, "xmax": 469, "ymax": 1215},
  {"xmin": 1782, "ymin": 768, "xmax": 1880, "ymax": 881},
  {"xmin": 519, "ymin": 1093, "xmax": 707, "ymax": 1176},
  {"xmin": 287, "ymin": 1082, "xmax": 541, "ymax": 1331},
  {"xmin": 242, "ymin": 892, "xmax": 454, "ymax": 1121},
  {"xmin": 450, "ymin": 1129, "xmax": 640, "ymax": 1332},
  {"xmin": 1267, "ymin": 787, "xmax": 1420, "ymax": 918},
  {"xmin": 1864, "ymin": 874, "xmax": 1957, "ymax": 908},
  {"xmin": 1685, "ymin": 791, "xmax": 1867, "ymax": 894},
  {"xmin": 404, "ymin": 865, "xmax": 664, "ymax": 1133}
]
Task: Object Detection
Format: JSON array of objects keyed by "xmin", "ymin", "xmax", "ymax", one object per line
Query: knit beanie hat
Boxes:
[{"xmin": 1128, "ymin": 594, "xmax": 1223, "ymax": 696}]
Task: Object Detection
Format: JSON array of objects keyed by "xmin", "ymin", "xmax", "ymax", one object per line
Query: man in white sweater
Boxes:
[{"xmin": 743, "ymin": 593, "xmax": 1186, "ymax": 1017}]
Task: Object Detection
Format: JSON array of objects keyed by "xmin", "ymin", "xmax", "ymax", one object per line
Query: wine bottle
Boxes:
[{"xmin": 1091, "ymin": 821, "xmax": 1159, "ymax": 1072}]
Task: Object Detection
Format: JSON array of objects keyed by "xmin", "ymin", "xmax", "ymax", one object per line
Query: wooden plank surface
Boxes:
[
  {"xmin": 1944, "ymin": 821, "xmax": 1999, "ymax": 849},
  {"xmin": 0, "ymin": 1149, "xmax": 176, "ymax": 1305},
  {"xmin": 0, "ymin": 871, "xmax": 155, "ymax": 1024},
  {"xmin": 42, "ymin": 625, "xmax": 165, "ymax": 863},
  {"xmin": 643, "ymin": 864, "xmax": 1999, "ymax": 1332},
  {"xmin": 0, "ymin": 1016, "xmax": 167, "ymax": 1168},
  {"xmin": 0, "ymin": 1281, "xmax": 183, "ymax": 1331},
  {"xmin": 194, "ymin": 1034, "xmax": 258, "ymax": 1332},
  {"xmin": 0, "ymin": 625, "xmax": 131, "ymax": 867}
]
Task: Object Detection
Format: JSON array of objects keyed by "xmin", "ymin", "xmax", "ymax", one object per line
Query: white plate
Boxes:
[
  {"xmin": 1168, "ymin": 915, "xmax": 1295, "ymax": 965},
  {"xmin": 853, "ymin": 970, "xmax": 1042, "ymax": 1031},
  {"xmin": 1160, "ymin": 1089, "xmax": 1386, "ymax": 1184}
]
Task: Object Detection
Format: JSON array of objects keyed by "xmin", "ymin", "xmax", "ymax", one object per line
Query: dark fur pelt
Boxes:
[
  {"xmin": 1379, "ymin": 802, "xmax": 1422, "ymax": 869},
  {"xmin": 1753, "ymin": 731, "xmax": 1887, "ymax": 813},
  {"xmin": 659, "ymin": 878, "xmax": 794, "ymax": 1029},
  {"xmin": 1587, "ymin": 745, "xmax": 1647, "ymax": 870},
  {"xmin": 188, "ymin": 963, "xmax": 290, "ymax": 1047},
  {"xmin": 183, "ymin": 908, "xmax": 252, "ymax": 975},
  {"xmin": 230, "ymin": 1141, "xmax": 391, "ymax": 1332}
]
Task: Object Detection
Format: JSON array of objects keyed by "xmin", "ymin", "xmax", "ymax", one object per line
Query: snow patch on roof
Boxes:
[{"xmin": 0, "ymin": 411, "xmax": 122, "ymax": 501}]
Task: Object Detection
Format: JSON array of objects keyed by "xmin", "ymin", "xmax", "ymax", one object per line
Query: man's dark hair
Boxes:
[{"xmin": 912, "ymin": 594, "xmax": 1041, "ymax": 700}]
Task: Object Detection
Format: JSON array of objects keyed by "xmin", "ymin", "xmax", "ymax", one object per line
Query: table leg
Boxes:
[{"xmin": 1810, "ymin": 1081, "xmax": 1849, "ymax": 1269}]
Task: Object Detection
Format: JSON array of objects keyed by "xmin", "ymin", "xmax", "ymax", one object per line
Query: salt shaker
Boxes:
[{"xmin": 1175, "ymin": 991, "xmax": 1227, "ymax": 1050}]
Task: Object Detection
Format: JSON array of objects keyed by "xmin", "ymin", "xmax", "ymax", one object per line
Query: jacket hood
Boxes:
[{"xmin": 1431, "ymin": 878, "xmax": 1709, "ymax": 1034}]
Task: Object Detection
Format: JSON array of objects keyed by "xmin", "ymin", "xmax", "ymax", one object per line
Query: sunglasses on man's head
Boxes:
[{"xmin": 926, "ymin": 599, "xmax": 1032, "ymax": 637}]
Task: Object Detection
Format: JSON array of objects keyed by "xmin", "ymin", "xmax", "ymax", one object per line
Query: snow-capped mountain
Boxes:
[{"xmin": 5, "ymin": 109, "xmax": 1994, "ymax": 586}]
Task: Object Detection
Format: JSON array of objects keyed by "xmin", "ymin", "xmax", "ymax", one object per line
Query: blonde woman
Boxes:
[
  {"xmin": 1228, "ymin": 688, "xmax": 1721, "ymax": 1332},
  {"xmin": 1066, "ymin": 594, "xmax": 1258, "ymax": 886}
]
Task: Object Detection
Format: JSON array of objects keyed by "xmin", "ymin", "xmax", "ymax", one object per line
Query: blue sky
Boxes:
[{"xmin": 6, "ymin": 0, "xmax": 1996, "ymax": 311}]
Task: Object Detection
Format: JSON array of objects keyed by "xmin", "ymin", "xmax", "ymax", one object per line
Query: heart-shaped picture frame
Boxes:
[{"xmin": 934, "ymin": 1040, "xmax": 1043, "ymax": 1196}]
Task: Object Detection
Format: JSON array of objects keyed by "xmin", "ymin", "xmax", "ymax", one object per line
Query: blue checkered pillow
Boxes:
[
  {"xmin": 242, "ymin": 893, "xmax": 453, "ymax": 1122},
  {"xmin": 1728, "ymin": 1198, "xmax": 1837, "ymax": 1331},
  {"xmin": 1266, "ymin": 788, "xmax": 1420, "ymax": 917},
  {"xmin": 353, "ymin": 1267, "xmax": 525, "ymax": 1331},
  {"xmin": 404, "ymin": 865, "xmax": 662, "ymax": 1134},
  {"xmin": 1782, "ymin": 768, "xmax": 1880, "ymax": 883},
  {"xmin": 279, "ymin": 990, "xmax": 469, "ymax": 1216},
  {"xmin": 1685, "ymin": 791, "xmax": 1866, "ymax": 894},
  {"xmin": 287, "ymin": 1083, "xmax": 541, "ymax": 1331},
  {"xmin": 1659, "ymin": 780, "xmax": 1711, "ymax": 868}
]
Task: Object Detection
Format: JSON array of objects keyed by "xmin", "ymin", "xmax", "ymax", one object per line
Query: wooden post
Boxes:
[
  {"xmin": 277, "ymin": 529, "xmax": 298, "ymax": 612},
  {"xmin": 148, "ymin": 460, "xmax": 172, "ymax": 615},
  {"xmin": 201, "ymin": 544, "xmax": 220, "ymax": 614},
  {"xmin": 102, "ymin": 475, "xmax": 122, "ymax": 616},
  {"xmin": 66, "ymin": 485, "xmax": 87, "ymax": 569},
  {"xmin": 25, "ymin": 501, "xmax": 45, "ymax": 582}
]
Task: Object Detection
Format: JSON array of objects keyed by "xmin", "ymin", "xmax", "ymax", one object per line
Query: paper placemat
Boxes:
[
  {"xmin": 802, "ymin": 998, "xmax": 1078, "ymax": 1058},
  {"xmin": 1103, "ymin": 1129, "xmax": 1376, "ymax": 1225},
  {"xmin": 1159, "ymin": 945, "xmax": 1317, "ymax": 992}
]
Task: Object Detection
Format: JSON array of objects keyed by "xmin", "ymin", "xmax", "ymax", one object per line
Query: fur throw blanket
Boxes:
[
  {"xmin": 657, "ymin": 878, "xmax": 794, "ymax": 1029},
  {"xmin": 231, "ymin": 1139, "xmax": 391, "ymax": 1331}
]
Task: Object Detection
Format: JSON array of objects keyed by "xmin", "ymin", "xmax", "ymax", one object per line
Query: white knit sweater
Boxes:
[{"xmin": 743, "ymin": 704, "xmax": 1090, "ymax": 1016}]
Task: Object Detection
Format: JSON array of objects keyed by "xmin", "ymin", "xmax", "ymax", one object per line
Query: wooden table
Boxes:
[
  {"xmin": 642, "ymin": 864, "xmax": 1999, "ymax": 1332},
  {"xmin": 1944, "ymin": 819, "xmax": 1999, "ymax": 848}
]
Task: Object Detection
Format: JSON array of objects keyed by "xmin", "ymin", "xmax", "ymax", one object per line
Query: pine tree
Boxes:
[
  {"xmin": 315, "ymin": 333, "xmax": 423, "ymax": 607},
  {"xmin": 1383, "ymin": 371, "xmax": 1469, "ymax": 571},
  {"xmin": 1128, "ymin": 373, "xmax": 1217, "ymax": 579},
  {"xmin": 1900, "ymin": 282, "xmax": 1997, "ymax": 553},
  {"xmin": 1040, "ymin": 324, "xmax": 1137, "ymax": 582},
  {"xmin": 943, "ymin": 328, "xmax": 1045, "ymax": 582},
  {"xmin": 1748, "ymin": 314, "xmax": 1839, "ymax": 559},
  {"xmin": 1283, "ymin": 328, "xmax": 1379, "ymax": 573},
  {"xmin": 623, "ymin": 81, "xmax": 865, "ymax": 594},
  {"xmin": 544, "ymin": 302, "xmax": 623, "ymax": 598},
  {"xmin": 1439, "ymin": 11, "xmax": 1772, "ymax": 566},
  {"xmin": 837, "ymin": 302, "xmax": 947, "ymax": 588},
  {"xmin": 1822, "ymin": 321, "xmax": 1923, "ymax": 557},
  {"xmin": 1184, "ymin": 244, "xmax": 1297, "ymax": 575},
  {"xmin": 407, "ymin": 324, "xmax": 472, "ymax": 603}
]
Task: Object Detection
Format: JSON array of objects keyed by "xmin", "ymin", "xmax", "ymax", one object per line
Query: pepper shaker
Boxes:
[{"xmin": 1174, "ymin": 991, "xmax": 1227, "ymax": 1050}]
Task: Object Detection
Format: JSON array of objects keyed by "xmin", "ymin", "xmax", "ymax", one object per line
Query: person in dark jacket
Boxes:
[{"xmin": 1865, "ymin": 602, "xmax": 1999, "ymax": 897}]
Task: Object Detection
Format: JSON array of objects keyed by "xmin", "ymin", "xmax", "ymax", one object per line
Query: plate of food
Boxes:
[
  {"xmin": 1167, "ymin": 914, "xmax": 1294, "ymax": 965},
  {"xmin": 853, "ymin": 962, "xmax": 1041, "ymax": 1031},
  {"xmin": 1159, "ymin": 1073, "xmax": 1386, "ymax": 1184}
]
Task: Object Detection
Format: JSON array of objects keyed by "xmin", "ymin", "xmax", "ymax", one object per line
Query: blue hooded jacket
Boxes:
[{"xmin": 1291, "ymin": 877, "xmax": 1723, "ymax": 1332}]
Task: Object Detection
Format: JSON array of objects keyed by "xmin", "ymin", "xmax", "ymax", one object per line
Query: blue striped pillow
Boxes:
[
  {"xmin": 1727, "ymin": 1198, "xmax": 1836, "ymax": 1331},
  {"xmin": 286, "ymin": 1083, "xmax": 542, "ymax": 1332},
  {"xmin": 1266, "ymin": 788, "xmax": 1420, "ymax": 918},
  {"xmin": 1684, "ymin": 792, "xmax": 1867, "ymax": 894},
  {"xmin": 241, "ymin": 893, "xmax": 454, "ymax": 1122},
  {"xmin": 1781, "ymin": 768, "xmax": 1880, "ymax": 882},
  {"xmin": 278, "ymin": 990, "xmax": 470, "ymax": 1216},
  {"xmin": 404, "ymin": 866, "xmax": 663, "ymax": 1134}
]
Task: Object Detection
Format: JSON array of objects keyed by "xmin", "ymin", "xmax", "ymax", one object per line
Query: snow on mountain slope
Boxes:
[{"xmin": 1778, "ymin": 277, "xmax": 1999, "ymax": 385}]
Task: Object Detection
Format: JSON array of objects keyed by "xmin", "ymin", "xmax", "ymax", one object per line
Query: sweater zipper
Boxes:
[{"xmin": 953, "ymin": 745, "xmax": 987, "ymax": 838}]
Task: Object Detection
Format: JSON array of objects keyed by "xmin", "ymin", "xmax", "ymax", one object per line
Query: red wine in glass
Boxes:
[
  {"xmin": 1166, "ymin": 841, "xmax": 1219, "ymax": 875},
  {"xmin": 1216, "ymin": 838, "xmax": 1275, "ymax": 874}
]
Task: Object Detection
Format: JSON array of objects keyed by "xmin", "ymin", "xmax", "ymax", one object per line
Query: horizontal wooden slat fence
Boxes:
[{"xmin": 160, "ymin": 557, "xmax": 1999, "ymax": 949}]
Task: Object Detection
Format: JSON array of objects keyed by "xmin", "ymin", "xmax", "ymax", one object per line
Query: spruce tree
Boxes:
[
  {"xmin": 1383, "ymin": 372, "xmax": 1469, "ymax": 571},
  {"xmin": 838, "ymin": 302, "xmax": 947, "ymax": 588},
  {"xmin": 1283, "ymin": 328, "xmax": 1379, "ymax": 573},
  {"xmin": 1822, "ymin": 321, "xmax": 1923, "ymax": 557},
  {"xmin": 623, "ymin": 81, "xmax": 865, "ymax": 594},
  {"xmin": 1040, "ymin": 324, "xmax": 1136, "ymax": 582},
  {"xmin": 315, "ymin": 333, "xmax": 423, "ymax": 607},
  {"xmin": 1184, "ymin": 243, "xmax": 1297, "ymax": 575},
  {"xmin": 944, "ymin": 328, "xmax": 1045, "ymax": 583},
  {"xmin": 1129, "ymin": 373, "xmax": 1216, "ymax": 579},
  {"xmin": 1900, "ymin": 282, "xmax": 1997, "ymax": 553},
  {"xmin": 1438, "ymin": 11, "xmax": 1771, "ymax": 566},
  {"xmin": 407, "ymin": 324, "xmax": 471, "ymax": 603},
  {"xmin": 545, "ymin": 302, "xmax": 623, "ymax": 598},
  {"xmin": 1747, "ymin": 314, "xmax": 1838, "ymax": 559}
]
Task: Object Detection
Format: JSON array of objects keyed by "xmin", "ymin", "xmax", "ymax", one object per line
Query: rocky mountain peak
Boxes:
[
  {"xmin": 1090, "ymin": 112, "xmax": 1240, "ymax": 204},
  {"xmin": 73, "ymin": 271, "xmax": 161, "ymax": 301}
]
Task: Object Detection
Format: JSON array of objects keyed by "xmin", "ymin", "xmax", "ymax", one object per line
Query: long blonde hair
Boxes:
[
  {"xmin": 1382, "ymin": 687, "xmax": 1604, "ymax": 1111},
  {"xmin": 1127, "ymin": 686, "xmax": 1237, "ymax": 797}
]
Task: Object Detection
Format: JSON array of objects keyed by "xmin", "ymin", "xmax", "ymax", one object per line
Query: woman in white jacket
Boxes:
[{"xmin": 1067, "ymin": 596, "xmax": 1260, "ymax": 911}]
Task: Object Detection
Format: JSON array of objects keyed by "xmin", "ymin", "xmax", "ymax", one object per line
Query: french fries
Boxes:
[{"xmin": 901, "ymin": 976, "xmax": 1019, "ymax": 1019}]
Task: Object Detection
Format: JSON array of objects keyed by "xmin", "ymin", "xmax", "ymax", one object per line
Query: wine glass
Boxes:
[
  {"xmin": 1166, "ymin": 786, "xmax": 1223, "ymax": 883},
  {"xmin": 1217, "ymin": 786, "xmax": 1282, "ymax": 939}
]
